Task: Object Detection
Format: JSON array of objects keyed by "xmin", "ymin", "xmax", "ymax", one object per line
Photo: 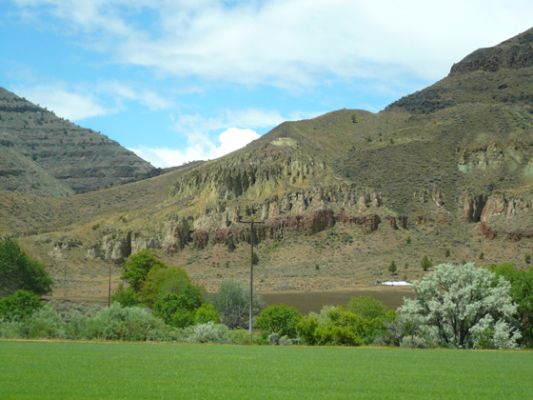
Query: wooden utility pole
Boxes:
[
  {"xmin": 107, "ymin": 263, "xmax": 112, "ymax": 307},
  {"xmin": 238, "ymin": 217, "xmax": 264, "ymax": 340}
]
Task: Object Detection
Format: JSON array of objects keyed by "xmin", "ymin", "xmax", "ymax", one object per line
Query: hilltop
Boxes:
[
  {"xmin": 1, "ymin": 27, "xmax": 532, "ymax": 299},
  {"xmin": 0, "ymin": 88, "xmax": 156, "ymax": 195}
]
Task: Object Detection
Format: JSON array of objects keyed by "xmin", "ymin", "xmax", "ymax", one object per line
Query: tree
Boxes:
[
  {"xmin": 399, "ymin": 263, "xmax": 520, "ymax": 349},
  {"xmin": 212, "ymin": 281, "xmax": 262, "ymax": 329},
  {"xmin": 255, "ymin": 304, "xmax": 301, "ymax": 338},
  {"xmin": 194, "ymin": 303, "xmax": 220, "ymax": 324},
  {"xmin": 491, "ymin": 263, "xmax": 533, "ymax": 347},
  {"xmin": 121, "ymin": 249, "xmax": 166, "ymax": 292},
  {"xmin": 139, "ymin": 267, "xmax": 195, "ymax": 306},
  {"xmin": 347, "ymin": 296, "xmax": 388, "ymax": 320},
  {"xmin": 0, "ymin": 239, "xmax": 52, "ymax": 296},
  {"xmin": 388, "ymin": 261, "xmax": 397, "ymax": 275},
  {"xmin": 420, "ymin": 256, "xmax": 432, "ymax": 272}
]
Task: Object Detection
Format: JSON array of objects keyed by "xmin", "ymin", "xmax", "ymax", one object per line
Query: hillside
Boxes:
[
  {"xmin": 2, "ymin": 27, "xmax": 533, "ymax": 299},
  {"xmin": 0, "ymin": 88, "xmax": 156, "ymax": 195}
]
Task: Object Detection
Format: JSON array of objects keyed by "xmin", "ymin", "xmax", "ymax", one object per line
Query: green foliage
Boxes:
[
  {"xmin": 139, "ymin": 266, "xmax": 193, "ymax": 306},
  {"xmin": 87, "ymin": 303, "xmax": 172, "ymax": 341},
  {"xmin": 0, "ymin": 239, "xmax": 52, "ymax": 296},
  {"xmin": 122, "ymin": 249, "xmax": 166, "ymax": 292},
  {"xmin": 181, "ymin": 322, "xmax": 231, "ymax": 344},
  {"xmin": 255, "ymin": 304, "xmax": 301, "ymax": 338},
  {"xmin": 399, "ymin": 263, "xmax": 520, "ymax": 349},
  {"xmin": 525, "ymin": 255, "xmax": 531, "ymax": 265},
  {"xmin": 346, "ymin": 296, "xmax": 388, "ymax": 320},
  {"xmin": 18, "ymin": 305, "xmax": 65, "ymax": 339},
  {"xmin": 0, "ymin": 290, "xmax": 43, "ymax": 321},
  {"xmin": 296, "ymin": 314, "xmax": 319, "ymax": 345},
  {"xmin": 153, "ymin": 285, "xmax": 203, "ymax": 328},
  {"xmin": 388, "ymin": 261, "xmax": 397, "ymax": 274},
  {"xmin": 194, "ymin": 303, "xmax": 220, "ymax": 324},
  {"xmin": 212, "ymin": 281, "xmax": 262, "ymax": 329},
  {"xmin": 421, "ymin": 256, "xmax": 432, "ymax": 271},
  {"xmin": 112, "ymin": 283, "xmax": 139, "ymax": 307},
  {"xmin": 491, "ymin": 263, "xmax": 533, "ymax": 347}
]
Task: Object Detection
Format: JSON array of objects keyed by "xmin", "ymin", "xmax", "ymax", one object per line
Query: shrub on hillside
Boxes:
[{"xmin": 112, "ymin": 283, "xmax": 139, "ymax": 307}]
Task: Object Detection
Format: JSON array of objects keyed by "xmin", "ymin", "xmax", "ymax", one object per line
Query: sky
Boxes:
[{"xmin": 1, "ymin": 1, "xmax": 532, "ymax": 168}]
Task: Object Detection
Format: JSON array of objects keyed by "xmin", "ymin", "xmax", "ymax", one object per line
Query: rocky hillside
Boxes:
[
  {"xmin": 3, "ymin": 27, "xmax": 533, "ymax": 298},
  {"xmin": 0, "ymin": 88, "xmax": 156, "ymax": 195}
]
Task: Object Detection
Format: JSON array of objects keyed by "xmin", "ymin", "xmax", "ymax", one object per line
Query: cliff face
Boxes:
[{"xmin": 0, "ymin": 88, "xmax": 156, "ymax": 195}]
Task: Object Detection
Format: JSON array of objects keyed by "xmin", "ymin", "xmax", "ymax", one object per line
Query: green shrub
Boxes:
[
  {"xmin": 112, "ymin": 283, "xmax": 139, "ymax": 307},
  {"xmin": 346, "ymin": 296, "xmax": 387, "ymax": 320},
  {"xmin": 139, "ymin": 267, "xmax": 194, "ymax": 307},
  {"xmin": 255, "ymin": 304, "xmax": 301, "ymax": 338},
  {"xmin": 212, "ymin": 281, "xmax": 262, "ymax": 329},
  {"xmin": 0, "ymin": 239, "xmax": 52, "ymax": 296},
  {"xmin": 87, "ymin": 303, "xmax": 171, "ymax": 341},
  {"xmin": 122, "ymin": 250, "xmax": 166, "ymax": 292},
  {"xmin": 296, "ymin": 314, "xmax": 319, "ymax": 345},
  {"xmin": 182, "ymin": 322, "xmax": 231, "ymax": 344},
  {"xmin": 19, "ymin": 305, "xmax": 65, "ymax": 339},
  {"xmin": 0, "ymin": 290, "xmax": 43, "ymax": 321},
  {"xmin": 194, "ymin": 303, "xmax": 220, "ymax": 324}
]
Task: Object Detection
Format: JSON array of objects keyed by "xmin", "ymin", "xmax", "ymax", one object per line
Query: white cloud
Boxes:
[
  {"xmin": 12, "ymin": 0, "xmax": 533, "ymax": 85},
  {"xmin": 130, "ymin": 127, "xmax": 260, "ymax": 168},
  {"xmin": 15, "ymin": 85, "xmax": 109, "ymax": 120},
  {"xmin": 13, "ymin": 81, "xmax": 173, "ymax": 121}
]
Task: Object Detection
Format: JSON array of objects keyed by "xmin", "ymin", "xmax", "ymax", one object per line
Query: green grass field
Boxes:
[{"xmin": 1, "ymin": 341, "xmax": 532, "ymax": 400}]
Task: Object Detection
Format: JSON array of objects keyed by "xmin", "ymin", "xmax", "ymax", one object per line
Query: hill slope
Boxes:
[
  {"xmin": 3, "ymin": 27, "xmax": 533, "ymax": 298},
  {"xmin": 0, "ymin": 88, "xmax": 156, "ymax": 195}
]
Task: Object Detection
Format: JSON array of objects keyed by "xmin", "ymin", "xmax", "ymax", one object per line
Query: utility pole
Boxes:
[
  {"xmin": 107, "ymin": 263, "xmax": 112, "ymax": 307},
  {"xmin": 238, "ymin": 216, "xmax": 264, "ymax": 341}
]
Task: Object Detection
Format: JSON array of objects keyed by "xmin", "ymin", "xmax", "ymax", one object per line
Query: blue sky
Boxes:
[{"xmin": 1, "ymin": 1, "xmax": 532, "ymax": 167}]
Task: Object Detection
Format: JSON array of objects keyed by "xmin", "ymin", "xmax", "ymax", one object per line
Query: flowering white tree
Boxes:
[{"xmin": 399, "ymin": 263, "xmax": 521, "ymax": 349}]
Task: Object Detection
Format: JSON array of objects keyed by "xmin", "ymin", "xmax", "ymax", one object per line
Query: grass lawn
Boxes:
[{"xmin": 1, "ymin": 341, "xmax": 532, "ymax": 400}]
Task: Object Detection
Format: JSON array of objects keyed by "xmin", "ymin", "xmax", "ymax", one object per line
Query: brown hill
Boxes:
[
  {"xmin": 2, "ymin": 27, "xmax": 533, "ymax": 300},
  {"xmin": 0, "ymin": 88, "xmax": 156, "ymax": 195}
]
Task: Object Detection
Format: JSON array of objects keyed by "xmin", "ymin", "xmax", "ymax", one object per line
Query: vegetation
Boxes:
[
  {"xmin": 255, "ymin": 304, "xmax": 301, "ymax": 338},
  {"xmin": 2, "ymin": 341, "xmax": 532, "ymax": 399},
  {"xmin": 0, "ymin": 239, "xmax": 51, "ymax": 296},
  {"xmin": 0, "ymin": 290, "xmax": 42, "ymax": 321},
  {"xmin": 491, "ymin": 263, "xmax": 533, "ymax": 347},
  {"xmin": 420, "ymin": 256, "xmax": 432, "ymax": 272},
  {"xmin": 212, "ymin": 281, "xmax": 262, "ymax": 329},
  {"xmin": 398, "ymin": 263, "xmax": 520, "ymax": 349},
  {"xmin": 121, "ymin": 249, "xmax": 166, "ymax": 292}
]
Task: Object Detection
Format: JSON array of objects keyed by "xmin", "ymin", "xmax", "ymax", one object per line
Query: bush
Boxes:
[
  {"xmin": 87, "ymin": 303, "xmax": 172, "ymax": 341},
  {"xmin": 399, "ymin": 263, "xmax": 520, "ymax": 349},
  {"xmin": 255, "ymin": 304, "xmax": 301, "ymax": 338},
  {"xmin": 139, "ymin": 267, "xmax": 194, "ymax": 307},
  {"xmin": 420, "ymin": 256, "xmax": 432, "ymax": 272},
  {"xmin": 0, "ymin": 239, "xmax": 52, "ymax": 296},
  {"xmin": 122, "ymin": 250, "xmax": 166, "ymax": 292},
  {"xmin": 491, "ymin": 263, "xmax": 533, "ymax": 347},
  {"xmin": 19, "ymin": 305, "xmax": 65, "ymax": 339},
  {"xmin": 296, "ymin": 314, "xmax": 319, "ymax": 345},
  {"xmin": 0, "ymin": 290, "xmax": 43, "ymax": 321},
  {"xmin": 212, "ymin": 281, "xmax": 262, "ymax": 329},
  {"xmin": 181, "ymin": 322, "xmax": 231, "ymax": 344},
  {"xmin": 194, "ymin": 303, "xmax": 220, "ymax": 324},
  {"xmin": 112, "ymin": 283, "xmax": 139, "ymax": 307}
]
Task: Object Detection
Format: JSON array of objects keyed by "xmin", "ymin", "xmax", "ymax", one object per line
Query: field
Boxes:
[{"xmin": 1, "ymin": 341, "xmax": 532, "ymax": 399}]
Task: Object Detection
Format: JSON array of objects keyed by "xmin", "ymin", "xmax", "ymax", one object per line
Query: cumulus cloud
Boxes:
[
  {"xmin": 11, "ymin": 0, "xmax": 533, "ymax": 85},
  {"xmin": 130, "ymin": 127, "xmax": 260, "ymax": 168}
]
